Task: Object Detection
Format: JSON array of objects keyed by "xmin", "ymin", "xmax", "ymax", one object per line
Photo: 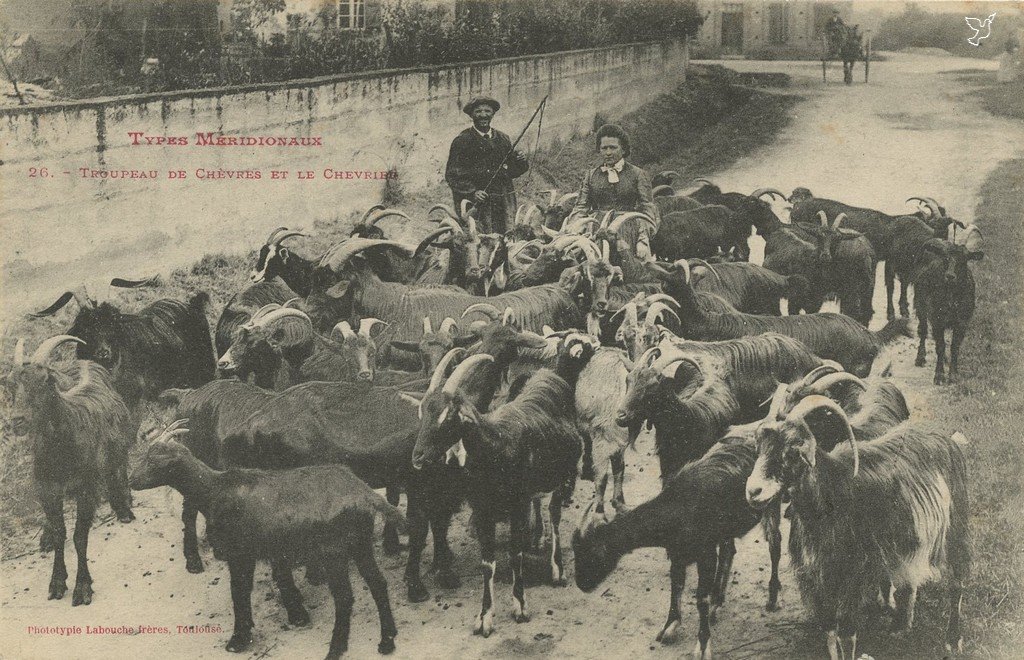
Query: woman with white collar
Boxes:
[{"xmin": 570, "ymin": 123, "xmax": 660, "ymax": 234}]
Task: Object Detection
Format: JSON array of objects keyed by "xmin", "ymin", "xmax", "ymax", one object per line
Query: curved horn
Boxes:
[
  {"xmin": 501, "ymin": 307, "xmax": 517, "ymax": 327},
  {"xmin": 422, "ymin": 317, "xmax": 434, "ymax": 336},
  {"xmin": 252, "ymin": 307, "xmax": 311, "ymax": 329},
  {"xmin": 832, "ymin": 213, "xmax": 847, "ymax": 229},
  {"xmin": 793, "ymin": 362, "xmax": 844, "ymax": 390},
  {"xmin": 658, "ymin": 170, "xmax": 680, "ymax": 181},
  {"xmin": 465, "ymin": 213, "xmax": 478, "ymax": 240},
  {"xmin": 319, "ymin": 238, "xmax": 416, "ymax": 271},
  {"xmin": 31, "ymin": 335, "xmax": 86, "ymax": 365},
  {"xmin": 656, "ymin": 354, "xmax": 702, "ymax": 379},
  {"xmin": 644, "ymin": 302, "xmax": 679, "ymax": 328},
  {"xmin": 818, "ymin": 210, "xmax": 828, "ymax": 227},
  {"xmin": 642, "ymin": 293, "xmax": 680, "ymax": 309},
  {"xmin": 247, "ymin": 303, "xmax": 282, "ymax": 326},
  {"xmin": 414, "ymin": 226, "xmax": 455, "ymax": 256},
  {"xmin": 461, "ymin": 303, "xmax": 502, "ymax": 321},
  {"xmin": 334, "ymin": 321, "xmax": 358, "ymax": 341},
  {"xmin": 264, "ymin": 226, "xmax": 288, "ymax": 244},
  {"xmin": 599, "ymin": 210, "xmax": 615, "ymax": 231},
  {"xmin": 786, "ymin": 395, "xmax": 858, "ymax": 477},
  {"xmin": 428, "ymin": 203, "xmax": 460, "ymax": 221},
  {"xmin": 767, "ymin": 382, "xmax": 790, "ymax": 420},
  {"xmin": 441, "ymin": 354, "xmax": 495, "ymax": 396},
  {"xmin": 601, "ymin": 240, "xmax": 611, "ymax": 262},
  {"xmin": 751, "ymin": 187, "xmax": 787, "ymax": 200},
  {"xmin": 807, "ymin": 372, "xmax": 869, "ymax": 396},
  {"xmin": 366, "ymin": 209, "xmax": 412, "ymax": 227},
  {"xmin": 439, "ymin": 317, "xmax": 458, "ymax": 335},
  {"xmin": 358, "ymin": 318, "xmax": 388, "ymax": 338},
  {"xmin": 688, "ymin": 259, "xmax": 722, "ymax": 287},
  {"xmin": 608, "ymin": 212, "xmax": 654, "ymax": 234},
  {"xmin": 652, "ymin": 184, "xmax": 676, "ymax": 197},
  {"xmin": 947, "ymin": 222, "xmax": 957, "ymax": 243},
  {"xmin": 556, "ymin": 192, "xmax": 578, "ymax": 208},
  {"xmin": 272, "ymin": 230, "xmax": 307, "ymax": 246},
  {"xmin": 907, "ymin": 196, "xmax": 941, "ymax": 219},
  {"xmin": 426, "ymin": 347, "xmax": 467, "ymax": 395},
  {"xmin": 460, "ymin": 199, "xmax": 474, "ymax": 220},
  {"xmin": 671, "ymin": 258, "xmax": 693, "ymax": 285},
  {"xmin": 547, "ymin": 189, "xmax": 558, "ymax": 208},
  {"xmin": 13, "ymin": 338, "xmax": 25, "ymax": 365},
  {"xmin": 636, "ymin": 347, "xmax": 662, "ymax": 369},
  {"xmin": 688, "ymin": 177, "xmax": 715, "ymax": 188},
  {"xmin": 29, "ymin": 291, "xmax": 77, "ymax": 318},
  {"xmin": 359, "ymin": 204, "xmax": 386, "ymax": 225},
  {"xmin": 110, "ymin": 275, "xmax": 161, "ymax": 288}
]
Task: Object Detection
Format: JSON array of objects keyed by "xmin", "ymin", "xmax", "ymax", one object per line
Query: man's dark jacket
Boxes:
[{"xmin": 445, "ymin": 127, "xmax": 528, "ymax": 233}]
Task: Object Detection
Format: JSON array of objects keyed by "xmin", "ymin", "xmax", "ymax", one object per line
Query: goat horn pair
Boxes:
[
  {"xmin": 785, "ymin": 395, "xmax": 859, "ymax": 477},
  {"xmin": 356, "ymin": 318, "xmax": 387, "ymax": 338},
  {"xmin": 671, "ymin": 258, "xmax": 693, "ymax": 285},
  {"xmin": 29, "ymin": 335, "xmax": 86, "ymax": 366},
  {"xmin": 610, "ymin": 301, "xmax": 638, "ymax": 325},
  {"xmin": 644, "ymin": 302, "xmax": 679, "ymax": 328},
  {"xmin": 907, "ymin": 196, "xmax": 941, "ymax": 219},
  {"xmin": 251, "ymin": 307, "xmax": 311, "ymax": 330},
  {"xmin": 320, "ymin": 238, "xmax": 415, "ymax": 271},
  {"xmin": 425, "ymin": 347, "xmax": 468, "ymax": 397},
  {"xmin": 654, "ymin": 354, "xmax": 702, "ymax": 379},
  {"xmin": 442, "ymin": 354, "xmax": 495, "ymax": 396},
  {"xmin": 751, "ymin": 187, "xmax": 787, "ymax": 200},
  {"xmin": 267, "ymin": 228, "xmax": 307, "ymax": 246}
]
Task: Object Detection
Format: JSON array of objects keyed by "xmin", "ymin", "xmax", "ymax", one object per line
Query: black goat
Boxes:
[
  {"xmin": 688, "ymin": 260, "xmax": 807, "ymax": 316},
  {"xmin": 574, "ymin": 438, "xmax": 780, "ymax": 658},
  {"xmin": 214, "ymin": 279, "xmax": 299, "ymax": 358},
  {"xmin": 616, "ymin": 333, "xmax": 823, "ymax": 481},
  {"xmin": 780, "ymin": 188, "xmax": 954, "ymax": 319},
  {"xmin": 130, "ymin": 422, "xmax": 402, "ymax": 658},
  {"xmin": 746, "ymin": 397, "xmax": 971, "ymax": 658},
  {"xmin": 412, "ymin": 346, "xmax": 584, "ymax": 637},
  {"xmin": 4, "ymin": 336, "xmax": 134, "ymax": 605},
  {"xmin": 250, "ymin": 227, "xmax": 316, "ymax": 296},
  {"xmin": 30, "ymin": 284, "xmax": 216, "ymax": 409},
  {"xmin": 654, "ymin": 260, "xmax": 908, "ymax": 377},
  {"xmin": 913, "ymin": 238, "xmax": 981, "ymax": 384},
  {"xmin": 138, "ymin": 380, "xmax": 279, "ymax": 573},
  {"xmin": 652, "ymin": 204, "xmax": 747, "ymax": 261}
]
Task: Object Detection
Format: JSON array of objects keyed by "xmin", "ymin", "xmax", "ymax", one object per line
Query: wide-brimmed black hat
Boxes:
[{"xmin": 463, "ymin": 96, "xmax": 500, "ymax": 115}]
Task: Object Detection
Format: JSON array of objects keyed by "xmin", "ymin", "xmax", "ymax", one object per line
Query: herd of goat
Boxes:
[{"xmin": 4, "ymin": 174, "xmax": 985, "ymax": 659}]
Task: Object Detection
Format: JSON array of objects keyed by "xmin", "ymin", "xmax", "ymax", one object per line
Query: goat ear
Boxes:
[
  {"xmin": 444, "ymin": 440, "xmax": 468, "ymax": 467},
  {"xmin": 279, "ymin": 247, "xmax": 290, "ymax": 263},
  {"xmin": 325, "ymin": 280, "xmax": 351, "ymax": 299}
]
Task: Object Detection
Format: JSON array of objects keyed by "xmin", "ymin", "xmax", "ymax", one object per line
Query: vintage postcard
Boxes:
[{"xmin": 1, "ymin": 0, "xmax": 1022, "ymax": 658}]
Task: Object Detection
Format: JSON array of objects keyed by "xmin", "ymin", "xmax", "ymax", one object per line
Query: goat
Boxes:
[
  {"xmin": 3, "ymin": 336, "xmax": 134, "ymax": 605},
  {"xmin": 913, "ymin": 237, "xmax": 982, "ymax": 384},
  {"xmin": 653, "ymin": 260, "xmax": 908, "ymax": 377},
  {"xmin": 305, "ymin": 239, "xmax": 582, "ymax": 363},
  {"xmin": 217, "ymin": 306, "xmax": 315, "ymax": 388},
  {"xmin": 29, "ymin": 284, "xmax": 216, "ymax": 409},
  {"xmin": 130, "ymin": 422, "xmax": 402, "ymax": 658},
  {"xmin": 616, "ymin": 333, "xmax": 823, "ymax": 481},
  {"xmin": 777, "ymin": 188, "xmax": 956, "ymax": 319},
  {"xmin": 411, "ymin": 344, "xmax": 584, "ymax": 637},
  {"xmin": 746, "ymin": 397, "xmax": 971, "ymax": 658},
  {"xmin": 389, "ymin": 316, "xmax": 461, "ymax": 378},
  {"xmin": 652, "ymin": 204, "xmax": 749, "ymax": 261},
  {"xmin": 574, "ymin": 437, "xmax": 780, "ymax": 658},
  {"xmin": 214, "ymin": 280, "xmax": 299, "ymax": 357},
  {"xmin": 613, "ymin": 295, "xmax": 683, "ymax": 361},
  {"xmin": 137, "ymin": 380, "xmax": 278, "ymax": 573},
  {"xmin": 748, "ymin": 196, "xmax": 877, "ymax": 322},
  {"xmin": 250, "ymin": 227, "xmax": 317, "ymax": 296},
  {"xmin": 687, "ymin": 260, "xmax": 807, "ymax": 316}
]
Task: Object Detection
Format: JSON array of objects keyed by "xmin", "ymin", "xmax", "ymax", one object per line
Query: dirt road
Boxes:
[{"xmin": 3, "ymin": 53, "xmax": 1021, "ymax": 659}]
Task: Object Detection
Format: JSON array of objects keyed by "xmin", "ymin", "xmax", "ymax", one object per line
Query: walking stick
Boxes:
[{"xmin": 482, "ymin": 95, "xmax": 549, "ymax": 193}]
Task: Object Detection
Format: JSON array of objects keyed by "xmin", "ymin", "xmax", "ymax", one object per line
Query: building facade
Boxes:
[{"xmin": 694, "ymin": 0, "xmax": 854, "ymax": 59}]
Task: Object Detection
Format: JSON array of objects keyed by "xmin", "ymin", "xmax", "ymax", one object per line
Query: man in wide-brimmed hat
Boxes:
[{"xmin": 444, "ymin": 96, "xmax": 529, "ymax": 234}]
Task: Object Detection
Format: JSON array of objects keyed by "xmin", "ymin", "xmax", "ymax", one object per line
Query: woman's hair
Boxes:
[{"xmin": 595, "ymin": 124, "xmax": 630, "ymax": 157}]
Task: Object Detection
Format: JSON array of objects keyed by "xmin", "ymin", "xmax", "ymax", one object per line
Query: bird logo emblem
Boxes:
[{"xmin": 965, "ymin": 13, "xmax": 996, "ymax": 47}]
